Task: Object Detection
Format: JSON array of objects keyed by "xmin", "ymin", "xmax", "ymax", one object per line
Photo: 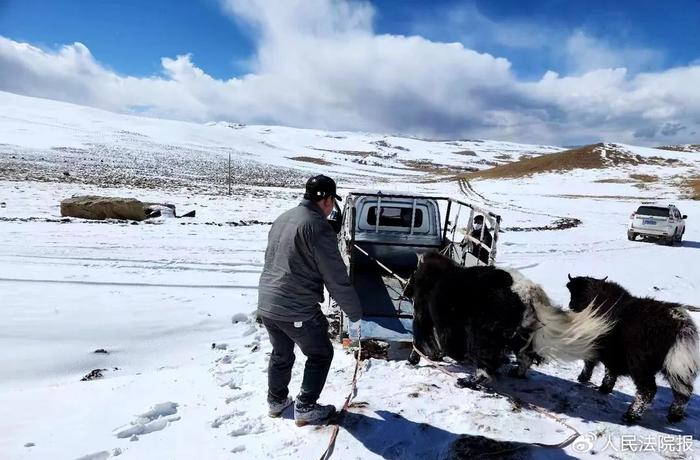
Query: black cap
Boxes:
[{"xmin": 304, "ymin": 175, "xmax": 342, "ymax": 201}]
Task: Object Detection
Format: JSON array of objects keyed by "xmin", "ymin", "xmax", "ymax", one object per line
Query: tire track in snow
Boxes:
[
  {"xmin": 458, "ymin": 179, "xmax": 584, "ymax": 231},
  {"xmin": 0, "ymin": 258, "xmax": 262, "ymax": 274},
  {"xmin": 0, "ymin": 277, "xmax": 258, "ymax": 289},
  {"xmin": 0, "ymin": 254, "xmax": 264, "ymax": 267}
]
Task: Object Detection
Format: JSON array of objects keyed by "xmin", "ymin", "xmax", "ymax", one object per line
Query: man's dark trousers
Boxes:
[{"xmin": 261, "ymin": 311, "xmax": 334, "ymax": 405}]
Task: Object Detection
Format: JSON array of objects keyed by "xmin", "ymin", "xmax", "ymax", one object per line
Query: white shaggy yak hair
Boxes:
[
  {"xmin": 506, "ymin": 269, "xmax": 615, "ymax": 362},
  {"xmin": 663, "ymin": 321, "xmax": 700, "ymax": 397}
]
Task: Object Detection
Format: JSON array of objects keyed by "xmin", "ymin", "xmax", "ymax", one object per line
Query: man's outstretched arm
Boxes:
[{"xmin": 312, "ymin": 222, "xmax": 363, "ymax": 322}]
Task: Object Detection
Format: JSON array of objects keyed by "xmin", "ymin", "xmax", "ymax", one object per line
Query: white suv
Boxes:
[{"xmin": 628, "ymin": 204, "xmax": 687, "ymax": 245}]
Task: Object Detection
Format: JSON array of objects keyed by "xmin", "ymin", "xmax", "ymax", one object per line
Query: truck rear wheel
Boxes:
[{"xmin": 627, "ymin": 231, "xmax": 636, "ymax": 241}]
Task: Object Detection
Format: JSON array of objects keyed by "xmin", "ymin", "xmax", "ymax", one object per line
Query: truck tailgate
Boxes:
[{"xmin": 350, "ymin": 269, "xmax": 414, "ymax": 341}]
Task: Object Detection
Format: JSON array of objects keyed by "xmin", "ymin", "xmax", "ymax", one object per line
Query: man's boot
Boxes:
[
  {"xmin": 294, "ymin": 400, "xmax": 336, "ymax": 426},
  {"xmin": 268, "ymin": 396, "xmax": 293, "ymax": 418}
]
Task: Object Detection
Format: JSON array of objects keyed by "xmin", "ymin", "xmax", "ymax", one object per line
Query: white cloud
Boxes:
[
  {"xmin": 0, "ymin": 0, "xmax": 698, "ymax": 145},
  {"xmin": 565, "ymin": 30, "xmax": 664, "ymax": 74},
  {"xmin": 414, "ymin": 3, "xmax": 665, "ymax": 76},
  {"xmin": 415, "ymin": 2, "xmax": 557, "ymax": 51}
]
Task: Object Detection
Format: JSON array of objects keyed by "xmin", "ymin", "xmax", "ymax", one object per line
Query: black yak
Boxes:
[
  {"xmin": 567, "ymin": 275, "xmax": 700, "ymax": 423},
  {"xmin": 404, "ymin": 252, "xmax": 613, "ymax": 388}
]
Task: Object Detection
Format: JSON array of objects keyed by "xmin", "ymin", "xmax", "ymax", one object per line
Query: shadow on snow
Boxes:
[
  {"xmin": 340, "ymin": 409, "xmax": 577, "ymax": 459},
  {"xmin": 489, "ymin": 367, "xmax": 700, "ymax": 441}
]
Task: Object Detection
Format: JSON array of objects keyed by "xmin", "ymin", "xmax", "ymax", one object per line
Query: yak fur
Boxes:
[
  {"xmin": 567, "ymin": 275, "xmax": 700, "ymax": 423},
  {"xmin": 405, "ymin": 252, "xmax": 612, "ymax": 388}
]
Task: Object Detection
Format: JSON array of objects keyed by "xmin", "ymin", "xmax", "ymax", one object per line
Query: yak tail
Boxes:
[
  {"xmin": 663, "ymin": 319, "xmax": 700, "ymax": 397},
  {"xmin": 529, "ymin": 301, "xmax": 615, "ymax": 362}
]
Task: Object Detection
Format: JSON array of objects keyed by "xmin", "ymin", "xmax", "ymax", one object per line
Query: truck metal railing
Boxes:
[
  {"xmin": 337, "ymin": 191, "xmax": 502, "ymax": 343},
  {"xmin": 344, "ymin": 190, "xmax": 500, "ymax": 266}
]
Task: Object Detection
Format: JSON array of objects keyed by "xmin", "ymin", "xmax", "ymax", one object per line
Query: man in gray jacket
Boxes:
[{"xmin": 258, "ymin": 175, "xmax": 362, "ymax": 426}]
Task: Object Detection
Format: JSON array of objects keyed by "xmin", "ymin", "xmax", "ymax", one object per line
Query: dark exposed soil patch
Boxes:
[
  {"xmin": 594, "ymin": 173, "xmax": 659, "ymax": 191},
  {"xmin": 358, "ymin": 340, "xmax": 389, "ymax": 360},
  {"xmin": 311, "ymin": 147, "xmax": 382, "ymax": 158},
  {"xmin": 493, "ymin": 154, "xmax": 513, "ymax": 161},
  {"xmin": 0, "ymin": 217, "xmax": 272, "ymax": 226},
  {"xmin": 685, "ymin": 177, "xmax": 700, "ymax": 200},
  {"xmin": 452, "ymin": 150, "xmax": 477, "ymax": 156},
  {"xmin": 178, "ymin": 220, "xmax": 272, "ymax": 227},
  {"xmin": 629, "ymin": 173, "xmax": 658, "ymax": 183},
  {"xmin": 81, "ymin": 369, "xmax": 106, "ymax": 381},
  {"xmin": 596, "ymin": 173, "xmax": 659, "ymax": 185},
  {"xmin": 398, "ymin": 159, "xmax": 478, "ymax": 176},
  {"xmin": 288, "ymin": 156, "xmax": 334, "ymax": 166},
  {"xmin": 371, "ymin": 139, "xmax": 409, "ymax": 151},
  {"xmin": 348, "ymin": 401, "xmax": 369, "ymax": 409},
  {"xmin": 310, "ymin": 147, "xmax": 404, "ymax": 167},
  {"xmin": 551, "ymin": 194, "xmax": 650, "ymax": 200},
  {"xmin": 504, "ymin": 218, "xmax": 582, "ymax": 232}
]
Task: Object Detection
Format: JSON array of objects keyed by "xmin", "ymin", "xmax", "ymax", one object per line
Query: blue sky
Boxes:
[
  {"xmin": 0, "ymin": 0, "xmax": 698, "ymax": 145},
  {"xmin": 2, "ymin": 0, "xmax": 697, "ymax": 80},
  {"xmin": 0, "ymin": 0, "xmax": 255, "ymax": 78}
]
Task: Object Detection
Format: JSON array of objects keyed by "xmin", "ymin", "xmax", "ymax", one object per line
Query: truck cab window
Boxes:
[{"xmin": 367, "ymin": 206, "xmax": 423, "ymax": 228}]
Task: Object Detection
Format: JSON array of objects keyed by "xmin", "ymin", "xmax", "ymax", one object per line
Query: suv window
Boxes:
[
  {"xmin": 636, "ymin": 206, "xmax": 670, "ymax": 217},
  {"xmin": 367, "ymin": 206, "xmax": 423, "ymax": 227}
]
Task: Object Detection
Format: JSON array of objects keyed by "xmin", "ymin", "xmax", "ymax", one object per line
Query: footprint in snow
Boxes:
[
  {"xmin": 113, "ymin": 402, "xmax": 180, "ymax": 439},
  {"xmin": 218, "ymin": 378, "xmax": 241, "ymax": 390},
  {"xmin": 229, "ymin": 420, "xmax": 266, "ymax": 437},
  {"xmin": 230, "ymin": 358, "xmax": 251, "ymax": 369},
  {"xmin": 212, "ymin": 410, "xmax": 245, "ymax": 428},
  {"xmin": 226, "ymin": 390, "xmax": 254, "ymax": 402},
  {"xmin": 242, "ymin": 325, "xmax": 257, "ymax": 337},
  {"xmin": 75, "ymin": 451, "xmax": 110, "ymax": 460},
  {"xmin": 231, "ymin": 313, "xmax": 250, "ymax": 324}
]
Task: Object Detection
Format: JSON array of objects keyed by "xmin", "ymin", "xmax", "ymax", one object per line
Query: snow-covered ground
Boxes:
[{"xmin": 1, "ymin": 93, "xmax": 699, "ymax": 459}]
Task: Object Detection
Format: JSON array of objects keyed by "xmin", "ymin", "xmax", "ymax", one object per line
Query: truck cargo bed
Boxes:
[{"xmin": 348, "ymin": 268, "xmax": 413, "ymax": 341}]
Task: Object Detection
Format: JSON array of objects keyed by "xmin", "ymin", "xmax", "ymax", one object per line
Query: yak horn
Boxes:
[
  {"xmin": 601, "ymin": 276, "xmax": 608, "ymax": 281},
  {"xmin": 568, "ymin": 273, "xmax": 573, "ymax": 281}
]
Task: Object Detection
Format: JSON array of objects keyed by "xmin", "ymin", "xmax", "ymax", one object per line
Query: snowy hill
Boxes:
[
  {"xmin": 0, "ymin": 91, "xmax": 562, "ymax": 191},
  {"xmin": 1, "ymin": 91, "xmax": 699, "ymax": 459}
]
